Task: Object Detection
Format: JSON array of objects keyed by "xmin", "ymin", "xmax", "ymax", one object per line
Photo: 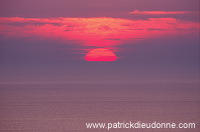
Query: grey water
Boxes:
[{"xmin": 0, "ymin": 83, "xmax": 199, "ymax": 132}]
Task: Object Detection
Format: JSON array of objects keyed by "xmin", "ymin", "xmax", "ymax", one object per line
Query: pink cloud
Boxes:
[
  {"xmin": 0, "ymin": 17, "xmax": 199, "ymax": 48},
  {"xmin": 129, "ymin": 10, "xmax": 198, "ymax": 15}
]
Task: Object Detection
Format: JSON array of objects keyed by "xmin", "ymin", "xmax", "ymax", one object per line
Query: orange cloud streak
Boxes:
[
  {"xmin": 0, "ymin": 17, "xmax": 199, "ymax": 48},
  {"xmin": 129, "ymin": 10, "xmax": 198, "ymax": 15}
]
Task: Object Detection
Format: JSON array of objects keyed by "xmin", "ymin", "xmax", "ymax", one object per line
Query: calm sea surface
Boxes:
[{"xmin": 0, "ymin": 83, "xmax": 199, "ymax": 132}]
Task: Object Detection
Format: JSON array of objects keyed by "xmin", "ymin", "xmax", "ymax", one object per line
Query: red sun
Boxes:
[{"xmin": 85, "ymin": 48, "xmax": 117, "ymax": 61}]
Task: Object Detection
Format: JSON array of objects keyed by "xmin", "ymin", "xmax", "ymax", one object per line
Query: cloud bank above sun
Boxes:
[{"xmin": 0, "ymin": 17, "xmax": 199, "ymax": 47}]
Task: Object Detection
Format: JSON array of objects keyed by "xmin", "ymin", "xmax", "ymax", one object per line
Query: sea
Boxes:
[{"xmin": 0, "ymin": 83, "xmax": 199, "ymax": 132}]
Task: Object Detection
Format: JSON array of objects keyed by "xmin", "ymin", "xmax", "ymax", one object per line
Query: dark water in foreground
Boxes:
[{"xmin": 0, "ymin": 83, "xmax": 199, "ymax": 132}]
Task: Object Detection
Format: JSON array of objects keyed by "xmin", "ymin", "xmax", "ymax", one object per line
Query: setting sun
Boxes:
[{"xmin": 85, "ymin": 48, "xmax": 117, "ymax": 61}]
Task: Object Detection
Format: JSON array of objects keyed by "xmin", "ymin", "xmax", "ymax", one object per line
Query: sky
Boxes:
[{"xmin": 0, "ymin": 0, "xmax": 199, "ymax": 84}]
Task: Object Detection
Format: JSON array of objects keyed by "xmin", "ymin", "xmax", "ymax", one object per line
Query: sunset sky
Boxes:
[{"xmin": 0, "ymin": 0, "xmax": 199, "ymax": 84}]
